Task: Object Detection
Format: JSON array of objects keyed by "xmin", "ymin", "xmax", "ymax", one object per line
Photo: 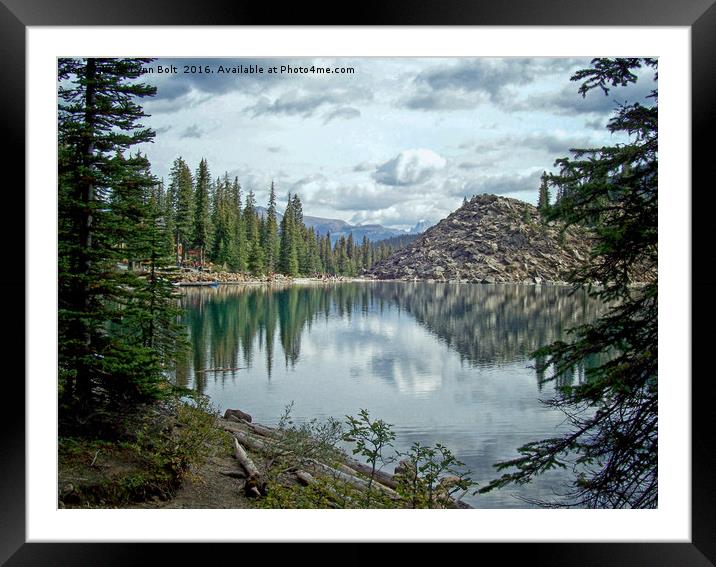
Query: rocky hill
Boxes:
[{"xmin": 367, "ymin": 194, "xmax": 592, "ymax": 284}]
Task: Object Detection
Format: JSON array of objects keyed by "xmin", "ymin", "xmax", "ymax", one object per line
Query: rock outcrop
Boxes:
[{"xmin": 367, "ymin": 194, "xmax": 592, "ymax": 284}]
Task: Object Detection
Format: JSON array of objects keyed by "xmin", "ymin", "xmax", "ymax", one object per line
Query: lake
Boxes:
[{"xmin": 176, "ymin": 281, "xmax": 606, "ymax": 508}]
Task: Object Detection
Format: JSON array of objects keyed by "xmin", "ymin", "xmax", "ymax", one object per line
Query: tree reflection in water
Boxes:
[{"xmin": 176, "ymin": 282, "xmax": 607, "ymax": 393}]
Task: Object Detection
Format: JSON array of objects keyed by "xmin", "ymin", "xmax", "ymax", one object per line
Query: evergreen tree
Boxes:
[
  {"xmin": 168, "ymin": 157, "xmax": 194, "ymax": 265},
  {"xmin": 244, "ymin": 189, "xmax": 265, "ymax": 275},
  {"xmin": 157, "ymin": 178, "xmax": 175, "ymax": 258},
  {"xmin": 279, "ymin": 194, "xmax": 299, "ymax": 276},
  {"xmin": 193, "ymin": 158, "xmax": 212, "ymax": 266},
  {"xmin": 264, "ymin": 181, "xmax": 280, "ymax": 273},
  {"xmin": 210, "ymin": 173, "xmax": 236, "ymax": 269},
  {"xmin": 115, "ymin": 155, "xmax": 186, "ymax": 366},
  {"xmin": 361, "ymin": 236, "xmax": 372, "ymax": 271},
  {"xmin": 537, "ymin": 171, "xmax": 551, "ymax": 218},
  {"xmin": 304, "ymin": 227, "xmax": 323, "ymax": 274},
  {"xmin": 291, "ymin": 193, "xmax": 309, "ymax": 274},
  {"xmin": 334, "ymin": 236, "xmax": 350, "ymax": 275},
  {"xmin": 321, "ymin": 233, "xmax": 335, "ymax": 274},
  {"xmin": 58, "ymin": 58, "xmax": 182, "ymax": 424},
  {"xmin": 230, "ymin": 177, "xmax": 248, "ymax": 272},
  {"xmin": 481, "ymin": 58, "xmax": 658, "ymax": 508}
]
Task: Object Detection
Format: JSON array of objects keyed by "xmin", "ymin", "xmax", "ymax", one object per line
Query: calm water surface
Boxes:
[{"xmin": 176, "ymin": 281, "xmax": 605, "ymax": 508}]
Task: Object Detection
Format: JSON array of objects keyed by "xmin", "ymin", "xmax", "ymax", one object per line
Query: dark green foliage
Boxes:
[
  {"xmin": 209, "ymin": 174, "xmax": 233, "ymax": 269},
  {"xmin": 231, "ymin": 178, "xmax": 248, "ymax": 272},
  {"xmin": 58, "ymin": 58, "xmax": 185, "ymax": 430},
  {"xmin": 192, "ymin": 158, "xmax": 213, "ymax": 265},
  {"xmin": 264, "ymin": 182, "xmax": 280, "ymax": 273},
  {"xmin": 278, "ymin": 193, "xmax": 300, "ymax": 276},
  {"xmin": 242, "ymin": 190, "xmax": 265, "ymax": 275},
  {"xmin": 481, "ymin": 58, "xmax": 658, "ymax": 508},
  {"xmin": 161, "ymin": 161, "xmax": 416, "ymax": 277},
  {"xmin": 168, "ymin": 157, "xmax": 194, "ymax": 264},
  {"xmin": 537, "ymin": 171, "xmax": 551, "ymax": 219}
]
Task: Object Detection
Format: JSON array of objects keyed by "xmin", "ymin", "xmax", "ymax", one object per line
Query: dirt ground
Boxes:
[{"xmin": 132, "ymin": 418, "xmax": 253, "ymax": 509}]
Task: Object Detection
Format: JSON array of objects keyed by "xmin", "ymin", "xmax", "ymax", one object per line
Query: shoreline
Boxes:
[
  {"xmin": 60, "ymin": 399, "xmax": 473, "ymax": 509},
  {"xmin": 172, "ymin": 273, "xmax": 580, "ymax": 287}
]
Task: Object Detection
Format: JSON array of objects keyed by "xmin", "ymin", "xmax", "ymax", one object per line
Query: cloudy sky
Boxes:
[{"xmin": 136, "ymin": 57, "xmax": 654, "ymax": 231}]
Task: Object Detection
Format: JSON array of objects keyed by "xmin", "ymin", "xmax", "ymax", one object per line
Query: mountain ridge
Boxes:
[{"xmin": 256, "ymin": 206, "xmax": 410, "ymax": 243}]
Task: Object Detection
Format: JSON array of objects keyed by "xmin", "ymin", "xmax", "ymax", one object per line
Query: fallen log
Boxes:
[
  {"xmin": 233, "ymin": 435, "xmax": 265, "ymax": 497},
  {"xmin": 234, "ymin": 429, "xmax": 277, "ymax": 454},
  {"xmin": 293, "ymin": 470, "xmax": 349, "ymax": 509},
  {"xmin": 243, "ymin": 420, "xmax": 282, "ymax": 440},
  {"xmin": 295, "ymin": 470, "xmax": 316, "ymax": 486},
  {"xmin": 304, "ymin": 459, "xmax": 400, "ymax": 501},
  {"xmin": 344, "ymin": 458, "xmax": 399, "ymax": 490}
]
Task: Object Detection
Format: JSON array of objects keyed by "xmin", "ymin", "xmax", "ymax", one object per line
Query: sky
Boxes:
[{"xmin": 135, "ymin": 57, "xmax": 655, "ymax": 231}]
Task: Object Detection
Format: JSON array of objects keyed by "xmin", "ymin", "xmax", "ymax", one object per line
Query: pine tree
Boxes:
[
  {"xmin": 158, "ymin": 179, "xmax": 175, "ymax": 258},
  {"xmin": 58, "ymin": 58, "xmax": 182, "ymax": 423},
  {"xmin": 481, "ymin": 58, "xmax": 658, "ymax": 508},
  {"xmin": 279, "ymin": 194, "xmax": 299, "ymax": 276},
  {"xmin": 210, "ymin": 173, "xmax": 236, "ymax": 269},
  {"xmin": 169, "ymin": 157, "xmax": 194, "ymax": 265},
  {"xmin": 230, "ymin": 177, "xmax": 248, "ymax": 272},
  {"xmin": 537, "ymin": 171, "xmax": 551, "ymax": 218},
  {"xmin": 264, "ymin": 181, "xmax": 280, "ymax": 273},
  {"xmin": 304, "ymin": 227, "xmax": 323, "ymax": 274},
  {"xmin": 361, "ymin": 236, "xmax": 372, "ymax": 271},
  {"xmin": 334, "ymin": 236, "xmax": 350, "ymax": 275},
  {"xmin": 192, "ymin": 159, "xmax": 213, "ymax": 267},
  {"xmin": 244, "ymin": 189, "xmax": 265, "ymax": 275},
  {"xmin": 116, "ymin": 155, "xmax": 186, "ymax": 365},
  {"xmin": 291, "ymin": 193, "xmax": 308, "ymax": 274},
  {"xmin": 321, "ymin": 233, "xmax": 335, "ymax": 274}
]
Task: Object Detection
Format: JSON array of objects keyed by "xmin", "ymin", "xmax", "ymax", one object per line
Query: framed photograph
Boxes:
[{"xmin": 8, "ymin": 0, "xmax": 714, "ymax": 564}]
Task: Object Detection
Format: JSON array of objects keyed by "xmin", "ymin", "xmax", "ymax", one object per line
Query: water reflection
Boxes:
[
  {"xmin": 176, "ymin": 282, "xmax": 606, "ymax": 508},
  {"xmin": 179, "ymin": 282, "xmax": 605, "ymax": 389}
]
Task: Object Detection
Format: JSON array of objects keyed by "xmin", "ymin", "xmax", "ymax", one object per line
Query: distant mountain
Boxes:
[
  {"xmin": 410, "ymin": 219, "xmax": 434, "ymax": 234},
  {"xmin": 256, "ymin": 206, "xmax": 406, "ymax": 243},
  {"xmin": 303, "ymin": 215, "xmax": 351, "ymax": 235}
]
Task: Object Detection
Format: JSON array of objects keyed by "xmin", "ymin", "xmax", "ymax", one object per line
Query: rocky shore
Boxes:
[{"xmin": 171, "ymin": 271, "xmax": 359, "ymax": 286}]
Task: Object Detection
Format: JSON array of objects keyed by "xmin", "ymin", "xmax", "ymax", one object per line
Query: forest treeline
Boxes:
[{"xmin": 160, "ymin": 156, "xmax": 404, "ymax": 277}]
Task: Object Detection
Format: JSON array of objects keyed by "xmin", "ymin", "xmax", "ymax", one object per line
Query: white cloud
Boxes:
[
  {"xmin": 135, "ymin": 57, "xmax": 632, "ymax": 229},
  {"xmin": 373, "ymin": 149, "xmax": 448, "ymax": 186}
]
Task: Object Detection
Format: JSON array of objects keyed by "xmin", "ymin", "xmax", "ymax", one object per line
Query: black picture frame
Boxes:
[{"xmin": 4, "ymin": 1, "xmax": 714, "ymax": 564}]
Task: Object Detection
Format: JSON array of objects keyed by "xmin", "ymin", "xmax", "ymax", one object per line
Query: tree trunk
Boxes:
[
  {"xmin": 304, "ymin": 459, "xmax": 399, "ymax": 501},
  {"xmin": 233, "ymin": 436, "xmax": 265, "ymax": 497},
  {"xmin": 74, "ymin": 57, "xmax": 98, "ymax": 405}
]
